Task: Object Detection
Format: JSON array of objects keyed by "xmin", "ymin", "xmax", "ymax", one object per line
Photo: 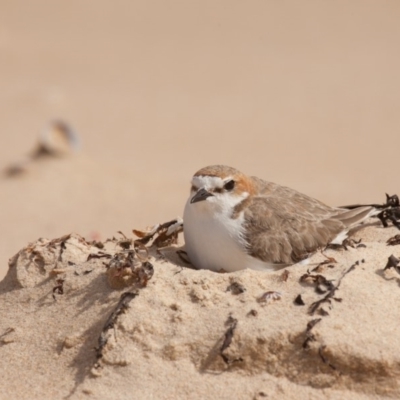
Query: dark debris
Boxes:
[
  {"xmin": 387, "ymin": 235, "xmax": 400, "ymax": 246},
  {"xmin": 341, "ymin": 193, "xmax": 400, "ymax": 230},
  {"xmin": 327, "ymin": 239, "xmax": 364, "ymax": 251},
  {"xmin": 220, "ymin": 316, "xmax": 243, "ymax": 365},
  {"xmin": 300, "ymin": 273, "xmax": 335, "ymax": 294},
  {"xmin": 280, "ymin": 270, "xmax": 290, "ymax": 282},
  {"xmin": 377, "ymin": 195, "xmax": 400, "ymax": 229},
  {"xmin": 294, "ymin": 294, "xmax": 305, "ymax": 306},
  {"xmin": 52, "ymin": 279, "xmax": 65, "ymax": 300},
  {"xmin": 247, "ymin": 309, "xmax": 258, "ymax": 317},
  {"xmin": 303, "ymin": 318, "xmax": 322, "ymax": 349},
  {"xmin": 319, "ymin": 345, "xmax": 337, "ymax": 370},
  {"xmin": 95, "ymin": 292, "xmax": 137, "ymax": 363},
  {"xmin": 133, "ymin": 218, "xmax": 183, "ymax": 249},
  {"xmin": 227, "ymin": 282, "xmax": 246, "ymax": 295},
  {"xmin": 107, "ymin": 249, "xmax": 154, "ymax": 288},
  {"xmin": 383, "ymin": 255, "xmax": 400, "ymax": 274},
  {"xmin": 87, "ymin": 252, "xmax": 112, "ymax": 261},
  {"xmin": 308, "ymin": 261, "xmax": 358, "ymax": 315}
]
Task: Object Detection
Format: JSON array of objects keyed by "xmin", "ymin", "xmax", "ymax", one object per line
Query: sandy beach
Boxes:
[
  {"xmin": 1, "ymin": 0, "xmax": 400, "ymax": 398},
  {"xmin": 1, "ymin": 224, "xmax": 400, "ymax": 399}
]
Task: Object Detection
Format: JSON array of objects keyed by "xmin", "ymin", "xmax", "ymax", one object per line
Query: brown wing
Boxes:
[{"xmin": 242, "ymin": 178, "xmax": 346, "ymax": 264}]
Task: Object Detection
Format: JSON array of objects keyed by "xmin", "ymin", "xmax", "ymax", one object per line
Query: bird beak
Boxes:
[{"xmin": 191, "ymin": 188, "xmax": 214, "ymax": 204}]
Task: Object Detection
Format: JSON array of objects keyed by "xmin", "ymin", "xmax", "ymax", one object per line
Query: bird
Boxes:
[{"xmin": 183, "ymin": 165, "xmax": 380, "ymax": 272}]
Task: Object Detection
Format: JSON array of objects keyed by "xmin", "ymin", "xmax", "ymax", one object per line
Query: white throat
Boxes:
[
  {"xmin": 183, "ymin": 187, "xmax": 278, "ymax": 272},
  {"xmin": 183, "ymin": 198, "xmax": 244, "ymax": 271}
]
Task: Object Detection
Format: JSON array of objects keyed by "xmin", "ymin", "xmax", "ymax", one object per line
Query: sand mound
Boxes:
[{"xmin": 1, "ymin": 225, "xmax": 400, "ymax": 399}]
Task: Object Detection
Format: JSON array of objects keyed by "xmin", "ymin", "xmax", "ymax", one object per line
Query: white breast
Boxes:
[{"xmin": 183, "ymin": 198, "xmax": 277, "ymax": 272}]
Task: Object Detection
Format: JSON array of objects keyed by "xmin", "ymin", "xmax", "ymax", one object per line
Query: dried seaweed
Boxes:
[
  {"xmin": 137, "ymin": 261, "xmax": 154, "ymax": 286},
  {"xmin": 0, "ymin": 328, "xmax": 16, "ymax": 346},
  {"xmin": 280, "ymin": 269, "xmax": 290, "ymax": 282},
  {"xmin": 308, "ymin": 261, "xmax": 358, "ymax": 315},
  {"xmin": 377, "ymin": 195, "xmax": 400, "ymax": 229},
  {"xmin": 387, "ymin": 235, "xmax": 400, "ymax": 246},
  {"xmin": 91, "ymin": 241, "xmax": 104, "ymax": 249},
  {"xmin": 294, "ymin": 294, "xmax": 305, "ymax": 306},
  {"xmin": 106, "ymin": 249, "xmax": 154, "ymax": 289},
  {"xmin": 341, "ymin": 193, "xmax": 400, "ymax": 230},
  {"xmin": 226, "ymin": 282, "xmax": 246, "ymax": 295},
  {"xmin": 342, "ymin": 238, "xmax": 364, "ymax": 250},
  {"xmin": 87, "ymin": 252, "xmax": 112, "ymax": 261},
  {"xmin": 95, "ymin": 292, "xmax": 137, "ymax": 362},
  {"xmin": 328, "ymin": 238, "xmax": 367, "ymax": 251},
  {"xmin": 319, "ymin": 345, "xmax": 336, "ymax": 370},
  {"xmin": 247, "ymin": 309, "xmax": 258, "ymax": 317},
  {"xmin": 311, "ymin": 257, "xmax": 337, "ymax": 273},
  {"xmin": 300, "ymin": 273, "xmax": 335, "ymax": 294},
  {"xmin": 52, "ymin": 279, "xmax": 65, "ymax": 300},
  {"xmin": 133, "ymin": 218, "xmax": 183, "ymax": 249},
  {"xmin": 383, "ymin": 255, "xmax": 400, "ymax": 275},
  {"xmin": 303, "ymin": 318, "xmax": 321, "ymax": 349},
  {"xmin": 46, "ymin": 234, "xmax": 72, "ymax": 263},
  {"xmin": 220, "ymin": 317, "xmax": 243, "ymax": 365}
]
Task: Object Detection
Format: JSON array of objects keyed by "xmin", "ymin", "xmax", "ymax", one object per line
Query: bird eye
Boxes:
[{"xmin": 223, "ymin": 180, "xmax": 235, "ymax": 191}]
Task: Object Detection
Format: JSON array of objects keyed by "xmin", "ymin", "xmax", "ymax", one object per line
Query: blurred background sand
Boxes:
[{"xmin": 0, "ymin": 0, "xmax": 399, "ymax": 279}]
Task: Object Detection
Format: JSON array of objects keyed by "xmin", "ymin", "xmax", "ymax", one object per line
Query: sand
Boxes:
[
  {"xmin": 1, "ymin": 1, "xmax": 400, "ymax": 398},
  {"xmin": 1, "ymin": 224, "xmax": 400, "ymax": 399}
]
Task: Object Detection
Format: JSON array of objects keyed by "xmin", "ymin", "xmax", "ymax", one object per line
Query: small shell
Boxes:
[
  {"xmin": 38, "ymin": 119, "xmax": 80, "ymax": 155},
  {"xmin": 257, "ymin": 291, "xmax": 282, "ymax": 303}
]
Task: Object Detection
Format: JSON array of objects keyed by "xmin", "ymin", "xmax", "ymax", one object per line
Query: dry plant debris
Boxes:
[
  {"xmin": 0, "ymin": 328, "xmax": 16, "ymax": 345},
  {"xmin": 294, "ymin": 294, "xmax": 305, "ymax": 306},
  {"xmin": 377, "ymin": 195, "xmax": 400, "ymax": 229},
  {"xmin": 387, "ymin": 235, "xmax": 400, "ymax": 246},
  {"xmin": 308, "ymin": 261, "xmax": 361, "ymax": 316},
  {"xmin": 133, "ymin": 218, "xmax": 183, "ymax": 248},
  {"xmin": 226, "ymin": 282, "xmax": 246, "ymax": 295},
  {"xmin": 280, "ymin": 269, "xmax": 290, "ymax": 282},
  {"xmin": 247, "ymin": 309, "xmax": 258, "ymax": 317},
  {"xmin": 95, "ymin": 292, "xmax": 137, "ymax": 363},
  {"xmin": 300, "ymin": 273, "xmax": 335, "ymax": 294},
  {"xmin": 52, "ymin": 279, "xmax": 65, "ymax": 300},
  {"xmin": 87, "ymin": 252, "xmax": 112, "ymax": 261},
  {"xmin": 220, "ymin": 316, "xmax": 243, "ymax": 365},
  {"xmin": 327, "ymin": 238, "xmax": 365, "ymax": 251},
  {"xmin": 341, "ymin": 238, "xmax": 366, "ymax": 250},
  {"xmin": 302, "ymin": 318, "xmax": 322, "ymax": 350},
  {"xmin": 318, "ymin": 345, "xmax": 337, "ymax": 370},
  {"xmin": 90, "ymin": 218, "xmax": 183, "ymax": 290},
  {"xmin": 383, "ymin": 255, "xmax": 400, "ymax": 274},
  {"xmin": 341, "ymin": 193, "xmax": 400, "ymax": 229},
  {"xmin": 106, "ymin": 248, "xmax": 154, "ymax": 289}
]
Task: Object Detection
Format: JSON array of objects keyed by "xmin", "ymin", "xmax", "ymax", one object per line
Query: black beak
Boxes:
[{"xmin": 190, "ymin": 188, "xmax": 214, "ymax": 204}]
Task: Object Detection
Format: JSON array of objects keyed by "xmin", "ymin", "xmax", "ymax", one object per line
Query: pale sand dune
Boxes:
[{"xmin": 0, "ymin": 225, "xmax": 399, "ymax": 399}]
